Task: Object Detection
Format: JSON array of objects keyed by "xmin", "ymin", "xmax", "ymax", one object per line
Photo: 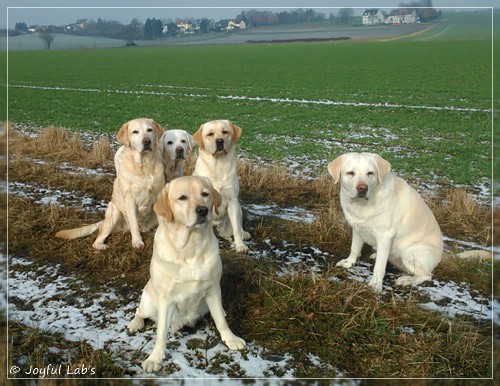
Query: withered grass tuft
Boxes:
[{"xmin": 6, "ymin": 125, "xmax": 494, "ymax": 378}]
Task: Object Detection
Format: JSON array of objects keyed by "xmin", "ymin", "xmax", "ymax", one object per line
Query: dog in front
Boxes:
[
  {"xmin": 55, "ymin": 118, "xmax": 165, "ymax": 250},
  {"xmin": 128, "ymin": 176, "xmax": 246, "ymax": 372},
  {"xmin": 328, "ymin": 152, "xmax": 443, "ymax": 293},
  {"xmin": 192, "ymin": 119, "xmax": 250, "ymax": 253},
  {"xmin": 158, "ymin": 129, "xmax": 194, "ymax": 183}
]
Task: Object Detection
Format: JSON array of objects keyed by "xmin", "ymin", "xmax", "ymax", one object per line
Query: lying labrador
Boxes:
[
  {"xmin": 56, "ymin": 118, "xmax": 165, "ymax": 250},
  {"xmin": 128, "ymin": 176, "xmax": 246, "ymax": 372},
  {"xmin": 158, "ymin": 129, "xmax": 194, "ymax": 183},
  {"xmin": 328, "ymin": 152, "xmax": 443, "ymax": 293},
  {"xmin": 192, "ymin": 119, "xmax": 250, "ymax": 253}
]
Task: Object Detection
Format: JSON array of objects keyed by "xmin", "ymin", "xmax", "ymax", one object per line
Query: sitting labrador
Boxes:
[
  {"xmin": 56, "ymin": 118, "xmax": 165, "ymax": 250},
  {"xmin": 128, "ymin": 176, "xmax": 246, "ymax": 372},
  {"xmin": 328, "ymin": 152, "xmax": 443, "ymax": 293},
  {"xmin": 192, "ymin": 119, "xmax": 250, "ymax": 253}
]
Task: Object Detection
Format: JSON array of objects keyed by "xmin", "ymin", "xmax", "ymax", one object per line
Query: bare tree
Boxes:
[
  {"xmin": 39, "ymin": 28, "xmax": 55, "ymax": 50},
  {"xmin": 337, "ymin": 8, "xmax": 354, "ymax": 26}
]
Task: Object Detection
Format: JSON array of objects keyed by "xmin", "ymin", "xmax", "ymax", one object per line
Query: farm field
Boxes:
[
  {"xmin": 7, "ymin": 39, "xmax": 492, "ymax": 188},
  {"xmin": 4, "ymin": 10, "xmax": 497, "ymax": 382}
]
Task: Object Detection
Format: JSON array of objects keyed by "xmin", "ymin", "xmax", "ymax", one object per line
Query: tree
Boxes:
[
  {"xmin": 337, "ymin": 8, "xmax": 354, "ymax": 26},
  {"xmin": 123, "ymin": 22, "xmax": 142, "ymax": 45},
  {"xmin": 14, "ymin": 22, "xmax": 28, "ymax": 33},
  {"xmin": 39, "ymin": 28, "xmax": 54, "ymax": 49}
]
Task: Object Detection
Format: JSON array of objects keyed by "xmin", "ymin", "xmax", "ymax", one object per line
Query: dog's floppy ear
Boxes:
[
  {"xmin": 230, "ymin": 121, "xmax": 242, "ymax": 145},
  {"xmin": 186, "ymin": 132, "xmax": 195, "ymax": 150},
  {"xmin": 151, "ymin": 120, "xmax": 165, "ymax": 144},
  {"xmin": 117, "ymin": 122, "xmax": 130, "ymax": 147},
  {"xmin": 373, "ymin": 154, "xmax": 391, "ymax": 183},
  {"xmin": 212, "ymin": 187, "xmax": 222, "ymax": 216},
  {"xmin": 193, "ymin": 124, "xmax": 204, "ymax": 150},
  {"xmin": 154, "ymin": 184, "xmax": 174, "ymax": 222},
  {"xmin": 327, "ymin": 155, "xmax": 345, "ymax": 184}
]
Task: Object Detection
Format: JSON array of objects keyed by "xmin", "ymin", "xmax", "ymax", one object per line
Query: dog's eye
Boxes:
[
  {"xmin": 181, "ymin": 140, "xmax": 187, "ymax": 144},
  {"xmin": 147, "ymin": 128, "xmax": 153, "ymax": 132},
  {"xmin": 367, "ymin": 171, "xmax": 375, "ymax": 177},
  {"xmin": 346, "ymin": 171, "xmax": 355, "ymax": 176},
  {"xmin": 167, "ymin": 141, "xmax": 173, "ymax": 145},
  {"xmin": 178, "ymin": 195, "xmax": 188, "ymax": 201},
  {"xmin": 132, "ymin": 130, "xmax": 139, "ymax": 134},
  {"xmin": 201, "ymin": 192, "xmax": 209, "ymax": 197},
  {"xmin": 222, "ymin": 130, "xmax": 229, "ymax": 135},
  {"xmin": 207, "ymin": 133, "xmax": 215, "ymax": 137}
]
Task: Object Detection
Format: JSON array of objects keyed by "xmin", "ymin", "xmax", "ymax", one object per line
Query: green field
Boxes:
[{"xmin": 6, "ymin": 12, "xmax": 493, "ymax": 188}]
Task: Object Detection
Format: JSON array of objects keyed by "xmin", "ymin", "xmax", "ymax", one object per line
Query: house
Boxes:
[
  {"xmin": 386, "ymin": 8, "xmax": 418, "ymax": 24},
  {"xmin": 176, "ymin": 20, "xmax": 194, "ymax": 34},
  {"xmin": 226, "ymin": 20, "xmax": 247, "ymax": 31},
  {"xmin": 362, "ymin": 9, "xmax": 385, "ymax": 25}
]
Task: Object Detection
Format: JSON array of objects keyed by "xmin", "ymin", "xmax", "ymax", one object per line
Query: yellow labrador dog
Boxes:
[
  {"xmin": 56, "ymin": 118, "xmax": 165, "ymax": 250},
  {"xmin": 128, "ymin": 176, "xmax": 246, "ymax": 372},
  {"xmin": 158, "ymin": 129, "xmax": 194, "ymax": 183},
  {"xmin": 192, "ymin": 120, "xmax": 250, "ymax": 253},
  {"xmin": 328, "ymin": 152, "xmax": 443, "ymax": 293}
]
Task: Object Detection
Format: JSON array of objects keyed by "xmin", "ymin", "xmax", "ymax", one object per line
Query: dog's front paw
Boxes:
[
  {"xmin": 127, "ymin": 315, "xmax": 144, "ymax": 334},
  {"xmin": 235, "ymin": 242, "xmax": 248, "ymax": 253},
  {"xmin": 242, "ymin": 231, "xmax": 251, "ymax": 240},
  {"xmin": 222, "ymin": 334, "xmax": 246, "ymax": 350},
  {"xmin": 336, "ymin": 258, "xmax": 354, "ymax": 269},
  {"xmin": 92, "ymin": 242, "xmax": 108, "ymax": 251},
  {"xmin": 142, "ymin": 356, "xmax": 162, "ymax": 372},
  {"xmin": 368, "ymin": 277, "xmax": 383, "ymax": 294},
  {"xmin": 132, "ymin": 239, "xmax": 145, "ymax": 250}
]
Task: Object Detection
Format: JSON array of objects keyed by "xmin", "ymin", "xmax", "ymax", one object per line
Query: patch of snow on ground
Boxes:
[
  {"xmin": 245, "ymin": 203, "xmax": 316, "ymax": 224},
  {"xmin": 8, "ymin": 181, "xmax": 109, "ymax": 212},
  {"xmin": 8, "ymin": 257, "xmax": 307, "ymax": 378}
]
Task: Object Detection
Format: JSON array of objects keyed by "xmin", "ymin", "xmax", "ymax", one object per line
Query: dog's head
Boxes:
[
  {"xmin": 193, "ymin": 120, "xmax": 242, "ymax": 157},
  {"xmin": 158, "ymin": 129, "xmax": 194, "ymax": 162},
  {"xmin": 116, "ymin": 118, "xmax": 164, "ymax": 153},
  {"xmin": 328, "ymin": 152, "xmax": 391, "ymax": 200},
  {"xmin": 154, "ymin": 176, "xmax": 222, "ymax": 228}
]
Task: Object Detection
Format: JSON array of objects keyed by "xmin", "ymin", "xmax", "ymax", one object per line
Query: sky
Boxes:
[{"xmin": 2, "ymin": 0, "xmax": 497, "ymax": 29}]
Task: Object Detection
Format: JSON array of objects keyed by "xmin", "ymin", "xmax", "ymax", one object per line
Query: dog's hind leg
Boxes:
[{"xmin": 395, "ymin": 249, "xmax": 438, "ymax": 287}]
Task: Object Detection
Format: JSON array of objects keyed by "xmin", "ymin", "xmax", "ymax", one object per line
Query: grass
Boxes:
[
  {"xmin": 6, "ymin": 126, "xmax": 494, "ymax": 379},
  {"xmin": 6, "ymin": 36, "xmax": 492, "ymax": 187}
]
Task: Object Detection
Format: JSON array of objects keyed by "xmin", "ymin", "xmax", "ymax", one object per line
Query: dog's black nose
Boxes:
[
  {"xmin": 216, "ymin": 138, "xmax": 224, "ymax": 149},
  {"xmin": 143, "ymin": 138, "xmax": 151, "ymax": 149},
  {"xmin": 196, "ymin": 206, "xmax": 209, "ymax": 218}
]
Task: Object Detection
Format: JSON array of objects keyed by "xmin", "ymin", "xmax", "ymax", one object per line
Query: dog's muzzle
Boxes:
[
  {"xmin": 175, "ymin": 146, "xmax": 185, "ymax": 160},
  {"xmin": 215, "ymin": 138, "xmax": 225, "ymax": 152},
  {"xmin": 142, "ymin": 138, "xmax": 152, "ymax": 152},
  {"xmin": 195, "ymin": 206, "xmax": 209, "ymax": 224},
  {"xmin": 356, "ymin": 183, "xmax": 368, "ymax": 199}
]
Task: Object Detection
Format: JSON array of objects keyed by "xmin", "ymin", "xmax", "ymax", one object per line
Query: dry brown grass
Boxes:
[
  {"xmin": 237, "ymin": 269, "xmax": 492, "ymax": 378},
  {"xmin": 430, "ymin": 188, "xmax": 492, "ymax": 246},
  {"xmin": 9, "ymin": 125, "xmax": 114, "ymax": 170}
]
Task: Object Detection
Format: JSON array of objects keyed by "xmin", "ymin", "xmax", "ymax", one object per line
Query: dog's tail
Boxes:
[
  {"xmin": 55, "ymin": 221, "xmax": 103, "ymax": 240},
  {"xmin": 453, "ymin": 250, "xmax": 492, "ymax": 260}
]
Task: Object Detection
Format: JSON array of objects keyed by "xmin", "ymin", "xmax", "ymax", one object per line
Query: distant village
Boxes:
[
  {"xmin": 362, "ymin": 8, "xmax": 440, "ymax": 25},
  {"xmin": 11, "ymin": 7, "xmax": 440, "ymax": 42}
]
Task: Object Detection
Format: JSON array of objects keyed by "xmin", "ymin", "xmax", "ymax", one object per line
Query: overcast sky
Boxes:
[{"xmin": 2, "ymin": 0, "xmax": 497, "ymax": 29}]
